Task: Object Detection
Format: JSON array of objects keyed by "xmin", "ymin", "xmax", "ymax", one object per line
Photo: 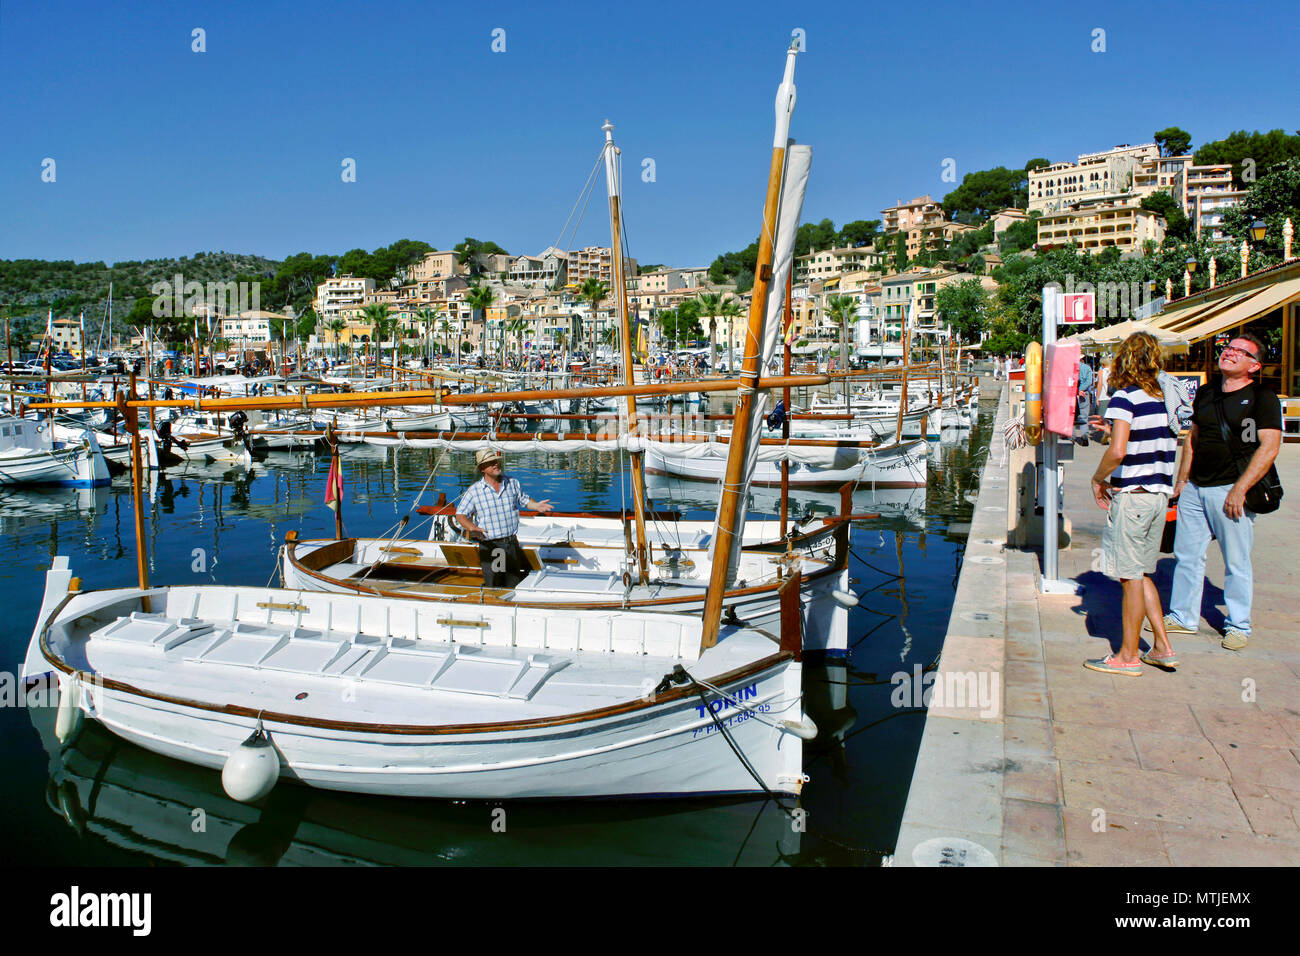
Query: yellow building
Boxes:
[
  {"xmin": 1028, "ymin": 143, "xmax": 1160, "ymax": 215},
  {"xmin": 1036, "ymin": 195, "xmax": 1167, "ymax": 254}
]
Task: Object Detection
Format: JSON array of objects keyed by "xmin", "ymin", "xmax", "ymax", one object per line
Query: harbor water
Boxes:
[{"xmin": 1, "ymin": 398, "xmax": 992, "ymax": 866}]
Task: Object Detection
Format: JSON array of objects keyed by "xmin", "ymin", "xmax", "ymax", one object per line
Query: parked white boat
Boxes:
[
  {"xmin": 644, "ymin": 436, "xmax": 928, "ymax": 488},
  {"xmin": 282, "ymin": 520, "xmax": 851, "ymax": 657},
  {"xmin": 24, "ymin": 563, "xmax": 810, "ymax": 799},
  {"xmin": 0, "ymin": 415, "xmax": 109, "ymax": 486}
]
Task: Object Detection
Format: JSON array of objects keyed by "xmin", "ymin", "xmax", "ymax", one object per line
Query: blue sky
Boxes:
[{"xmin": 2, "ymin": 0, "xmax": 1296, "ymax": 269}]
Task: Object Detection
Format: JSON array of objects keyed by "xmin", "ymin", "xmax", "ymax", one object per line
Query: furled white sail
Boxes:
[{"xmin": 712, "ymin": 142, "xmax": 811, "ymax": 581}]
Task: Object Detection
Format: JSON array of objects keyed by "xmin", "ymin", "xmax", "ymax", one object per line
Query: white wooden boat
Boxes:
[
  {"xmin": 644, "ymin": 436, "xmax": 928, "ymax": 488},
  {"xmin": 24, "ymin": 561, "xmax": 810, "ymax": 799},
  {"xmin": 0, "ymin": 415, "xmax": 109, "ymax": 486},
  {"xmin": 281, "ymin": 521, "xmax": 851, "ymax": 657}
]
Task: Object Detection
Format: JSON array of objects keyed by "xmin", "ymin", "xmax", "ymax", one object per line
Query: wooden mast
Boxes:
[
  {"xmin": 780, "ymin": 271, "xmax": 792, "ymax": 539},
  {"xmin": 700, "ymin": 41, "xmax": 799, "ymax": 651},
  {"xmin": 603, "ymin": 119, "xmax": 650, "ymax": 584},
  {"xmin": 121, "ymin": 372, "xmax": 150, "ymax": 612}
]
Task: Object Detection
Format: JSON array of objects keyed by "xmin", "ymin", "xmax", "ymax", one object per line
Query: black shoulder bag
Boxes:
[{"xmin": 1212, "ymin": 389, "xmax": 1284, "ymax": 514}]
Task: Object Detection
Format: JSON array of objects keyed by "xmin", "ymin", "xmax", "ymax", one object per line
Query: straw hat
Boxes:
[{"xmin": 475, "ymin": 448, "xmax": 503, "ymax": 469}]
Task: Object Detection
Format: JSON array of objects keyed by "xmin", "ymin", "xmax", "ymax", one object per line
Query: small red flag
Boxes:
[{"xmin": 325, "ymin": 454, "xmax": 343, "ymax": 511}]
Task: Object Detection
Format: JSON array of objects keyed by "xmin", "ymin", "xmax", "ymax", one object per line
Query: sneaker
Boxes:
[
  {"xmin": 1221, "ymin": 629, "xmax": 1249, "ymax": 651},
  {"xmin": 1144, "ymin": 614, "xmax": 1198, "ymax": 635},
  {"xmin": 1140, "ymin": 650, "xmax": 1179, "ymax": 669},
  {"xmin": 1083, "ymin": 654, "xmax": 1142, "ymax": 677}
]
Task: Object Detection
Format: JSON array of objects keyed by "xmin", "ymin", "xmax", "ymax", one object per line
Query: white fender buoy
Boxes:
[
  {"xmin": 221, "ymin": 727, "xmax": 280, "ymax": 803},
  {"xmin": 55, "ymin": 676, "xmax": 83, "ymax": 743},
  {"xmin": 779, "ymin": 716, "xmax": 819, "ymax": 740},
  {"xmin": 832, "ymin": 589, "xmax": 860, "ymax": 608}
]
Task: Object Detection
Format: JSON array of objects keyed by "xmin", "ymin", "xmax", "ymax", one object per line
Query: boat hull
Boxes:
[
  {"xmin": 643, "ymin": 439, "xmax": 928, "ymax": 488},
  {"xmin": 29, "ymin": 581, "xmax": 808, "ymax": 800}
]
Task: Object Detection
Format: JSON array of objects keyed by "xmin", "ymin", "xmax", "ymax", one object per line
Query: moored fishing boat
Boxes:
[
  {"xmin": 0, "ymin": 414, "xmax": 109, "ymax": 486},
  {"xmin": 23, "ymin": 41, "xmax": 821, "ymax": 805}
]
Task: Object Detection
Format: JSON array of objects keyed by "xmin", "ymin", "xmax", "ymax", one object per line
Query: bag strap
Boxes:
[{"xmin": 1212, "ymin": 387, "xmax": 1265, "ymax": 478}]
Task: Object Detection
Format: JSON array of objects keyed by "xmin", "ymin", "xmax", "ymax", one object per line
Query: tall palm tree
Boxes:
[
  {"xmin": 506, "ymin": 316, "xmax": 529, "ymax": 363},
  {"xmin": 719, "ymin": 297, "xmax": 743, "ymax": 370},
  {"xmin": 417, "ymin": 306, "xmax": 442, "ymax": 363},
  {"xmin": 577, "ymin": 278, "xmax": 608, "ymax": 363},
  {"xmin": 361, "ymin": 302, "xmax": 392, "ymax": 378},
  {"xmin": 825, "ymin": 294, "xmax": 859, "ymax": 372},
  {"xmin": 465, "ymin": 285, "xmax": 496, "ymax": 363},
  {"xmin": 696, "ymin": 292, "xmax": 723, "ymax": 371},
  {"xmin": 328, "ymin": 318, "xmax": 346, "ymax": 361},
  {"xmin": 438, "ymin": 319, "xmax": 452, "ymax": 359}
]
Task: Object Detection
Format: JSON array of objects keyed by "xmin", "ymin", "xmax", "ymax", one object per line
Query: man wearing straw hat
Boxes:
[{"xmin": 455, "ymin": 448, "xmax": 553, "ymax": 589}]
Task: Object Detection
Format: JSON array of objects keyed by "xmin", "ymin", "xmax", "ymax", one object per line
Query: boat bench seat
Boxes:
[
  {"xmin": 89, "ymin": 612, "xmax": 214, "ymax": 655},
  {"xmin": 172, "ymin": 619, "xmax": 569, "ymax": 699}
]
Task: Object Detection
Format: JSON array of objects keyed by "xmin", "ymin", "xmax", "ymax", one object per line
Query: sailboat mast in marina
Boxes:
[
  {"xmin": 702, "ymin": 39, "xmax": 807, "ymax": 649},
  {"xmin": 603, "ymin": 119, "xmax": 651, "ymax": 584}
]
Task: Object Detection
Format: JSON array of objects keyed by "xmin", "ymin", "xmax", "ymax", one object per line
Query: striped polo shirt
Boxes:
[{"xmin": 1104, "ymin": 385, "xmax": 1177, "ymax": 493}]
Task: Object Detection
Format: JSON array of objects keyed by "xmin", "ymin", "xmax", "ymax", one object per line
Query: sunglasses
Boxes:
[{"xmin": 1220, "ymin": 345, "xmax": 1261, "ymax": 362}]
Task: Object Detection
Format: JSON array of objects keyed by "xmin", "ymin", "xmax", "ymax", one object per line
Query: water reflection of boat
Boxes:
[
  {"xmin": 29, "ymin": 694, "xmax": 797, "ymax": 866},
  {"xmin": 0, "ymin": 484, "xmax": 109, "ymax": 530}
]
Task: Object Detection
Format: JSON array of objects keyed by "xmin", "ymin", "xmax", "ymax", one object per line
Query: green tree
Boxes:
[
  {"xmin": 361, "ymin": 302, "xmax": 393, "ymax": 375},
  {"xmin": 416, "ymin": 306, "xmax": 442, "ymax": 361},
  {"xmin": 998, "ymin": 213, "xmax": 1040, "ymax": 255},
  {"xmin": 934, "ymin": 279, "xmax": 989, "ymax": 343},
  {"xmin": 708, "ymin": 240, "xmax": 759, "ymax": 285},
  {"xmin": 296, "ymin": 308, "xmax": 317, "ymax": 340},
  {"xmin": 455, "ymin": 238, "xmax": 510, "ymax": 277},
  {"xmin": 794, "ymin": 218, "xmax": 838, "ymax": 258},
  {"xmin": 697, "ymin": 292, "xmax": 724, "ymax": 369},
  {"xmin": 1140, "ymin": 191, "xmax": 1193, "ymax": 241},
  {"xmin": 1222, "ymin": 158, "xmax": 1300, "ymax": 261},
  {"xmin": 464, "ymin": 284, "xmax": 496, "ymax": 361},
  {"xmin": 1154, "ymin": 127, "xmax": 1193, "ymax": 157},
  {"xmin": 892, "ymin": 232, "xmax": 908, "ymax": 272},
  {"xmin": 576, "ymin": 278, "xmax": 608, "ymax": 361},
  {"xmin": 1195, "ymin": 129, "xmax": 1300, "ymax": 189},
  {"xmin": 720, "ymin": 297, "xmax": 743, "ymax": 369},
  {"xmin": 825, "ymin": 294, "xmax": 858, "ymax": 369},
  {"xmin": 328, "ymin": 318, "xmax": 347, "ymax": 360},
  {"xmin": 655, "ymin": 302, "xmax": 703, "ymax": 348},
  {"xmin": 942, "ymin": 166, "xmax": 1029, "ymax": 223},
  {"xmin": 838, "ymin": 219, "xmax": 881, "ymax": 247}
]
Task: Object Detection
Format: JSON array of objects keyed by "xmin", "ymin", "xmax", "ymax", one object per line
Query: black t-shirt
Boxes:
[{"xmin": 1190, "ymin": 378, "xmax": 1282, "ymax": 486}]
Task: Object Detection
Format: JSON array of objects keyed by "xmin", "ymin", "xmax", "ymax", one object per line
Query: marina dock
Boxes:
[{"xmin": 895, "ymin": 378, "xmax": 1300, "ymax": 866}]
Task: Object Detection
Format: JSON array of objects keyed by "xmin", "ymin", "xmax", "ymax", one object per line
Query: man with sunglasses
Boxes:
[{"xmin": 1157, "ymin": 332, "xmax": 1281, "ymax": 650}]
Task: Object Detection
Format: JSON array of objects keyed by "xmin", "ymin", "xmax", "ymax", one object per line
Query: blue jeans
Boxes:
[{"xmin": 1168, "ymin": 482, "xmax": 1256, "ymax": 635}]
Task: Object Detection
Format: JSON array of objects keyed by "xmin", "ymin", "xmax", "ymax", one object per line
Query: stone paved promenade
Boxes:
[{"xmin": 895, "ymin": 379, "xmax": 1300, "ymax": 866}]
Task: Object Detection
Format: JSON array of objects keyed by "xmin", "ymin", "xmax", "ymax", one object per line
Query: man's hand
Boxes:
[
  {"xmin": 1173, "ymin": 478, "xmax": 1187, "ymax": 499},
  {"xmin": 531, "ymin": 499, "xmax": 554, "ymax": 514},
  {"xmin": 1091, "ymin": 477, "xmax": 1114, "ymax": 510},
  {"xmin": 1224, "ymin": 485, "xmax": 1247, "ymax": 520}
]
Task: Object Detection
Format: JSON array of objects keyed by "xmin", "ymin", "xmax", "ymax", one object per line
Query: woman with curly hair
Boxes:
[{"xmin": 1084, "ymin": 331, "xmax": 1179, "ymax": 676}]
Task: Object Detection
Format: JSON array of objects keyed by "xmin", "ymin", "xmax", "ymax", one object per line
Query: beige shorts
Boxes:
[{"xmin": 1100, "ymin": 490, "xmax": 1168, "ymax": 580}]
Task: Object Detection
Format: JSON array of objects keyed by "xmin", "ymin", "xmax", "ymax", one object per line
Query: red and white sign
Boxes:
[{"xmin": 1061, "ymin": 292, "xmax": 1095, "ymax": 325}]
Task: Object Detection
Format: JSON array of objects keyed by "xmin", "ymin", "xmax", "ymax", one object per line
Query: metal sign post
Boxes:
[{"xmin": 1041, "ymin": 283, "xmax": 1082, "ymax": 596}]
